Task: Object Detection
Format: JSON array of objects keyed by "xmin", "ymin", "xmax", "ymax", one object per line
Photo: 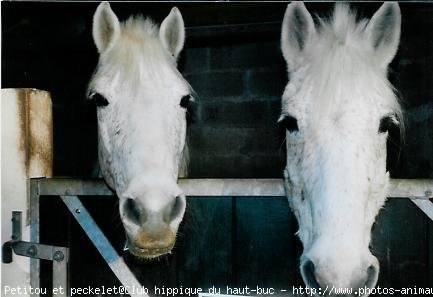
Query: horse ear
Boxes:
[
  {"xmin": 159, "ymin": 7, "xmax": 185, "ymax": 59},
  {"xmin": 366, "ymin": 2, "xmax": 401, "ymax": 68},
  {"xmin": 92, "ymin": 2, "xmax": 120, "ymax": 53},
  {"xmin": 281, "ymin": 2, "xmax": 315, "ymax": 69}
]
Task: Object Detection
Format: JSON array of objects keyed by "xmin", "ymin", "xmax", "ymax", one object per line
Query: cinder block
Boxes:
[
  {"xmin": 181, "ymin": 47, "xmax": 210, "ymax": 75},
  {"xmin": 187, "ymin": 126, "xmax": 284, "ymax": 156},
  {"xmin": 185, "ymin": 71, "xmax": 245, "ymax": 99},
  {"xmin": 188, "ymin": 154, "xmax": 285, "ymax": 178},
  {"xmin": 246, "ymin": 67, "xmax": 287, "ymax": 98},
  {"xmin": 209, "ymin": 42, "xmax": 284, "ymax": 71},
  {"xmin": 199, "ymin": 100, "xmax": 270, "ymax": 127}
]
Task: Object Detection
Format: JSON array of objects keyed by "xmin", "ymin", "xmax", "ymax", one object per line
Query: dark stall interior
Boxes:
[{"xmin": 2, "ymin": 2, "xmax": 433, "ymax": 296}]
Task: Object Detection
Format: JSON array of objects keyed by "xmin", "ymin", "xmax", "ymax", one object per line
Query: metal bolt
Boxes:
[
  {"xmin": 75, "ymin": 208, "xmax": 81, "ymax": 214},
  {"xmin": 27, "ymin": 245, "xmax": 37, "ymax": 257},
  {"xmin": 53, "ymin": 250, "xmax": 64, "ymax": 262},
  {"xmin": 426, "ymin": 190, "xmax": 432, "ymax": 197}
]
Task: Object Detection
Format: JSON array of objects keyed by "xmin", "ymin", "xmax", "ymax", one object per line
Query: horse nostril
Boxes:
[
  {"xmin": 355, "ymin": 263, "xmax": 379, "ymax": 297},
  {"xmin": 165, "ymin": 195, "xmax": 185, "ymax": 224},
  {"xmin": 364, "ymin": 264, "xmax": 379, "ymax": 290},
  {"xmin": 300, "ymin": 259, "xmax": 321, "ymax": 291},
  {"xmin": 123, "ymin": 198, "xmax": 142, "ymax": 225}
]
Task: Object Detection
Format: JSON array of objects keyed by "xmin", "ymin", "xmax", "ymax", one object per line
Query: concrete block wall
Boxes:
[{"xmin": 181, "ymin": 41, "xmax": 287, "ymax": 178}]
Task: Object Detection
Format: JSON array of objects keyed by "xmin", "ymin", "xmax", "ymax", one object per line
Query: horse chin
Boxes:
[{"xmin": 127, "ymin": 242, "xmax": 174, "ymax": 260}]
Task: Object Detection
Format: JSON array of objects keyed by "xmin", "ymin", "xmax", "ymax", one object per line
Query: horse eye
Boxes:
[
  {"xmin": 180, "ymin": 95, "xmax": 196, "ymax": 125},
  {"xmin": 180, "ymin": 95, "xmax": 191, "ymax": 108},
  {"xmin": 379, "ymin": 115, "xmax": 398, "ymax": 133},
  {"xmin": 90, "ymin": 93, "xmax": 109, "ymax": 107},
  {"xmin": 279, "ymin": 114, "xmax": 299, "ymax": 132}
]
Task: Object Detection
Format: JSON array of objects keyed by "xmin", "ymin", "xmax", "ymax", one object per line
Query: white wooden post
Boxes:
[{"xmin": 1, "ymin": 89, "xmax": 53, "ymax": 297}]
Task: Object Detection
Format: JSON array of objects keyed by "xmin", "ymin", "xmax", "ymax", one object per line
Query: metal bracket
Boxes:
[{"xmin": 2, "ymin": 211, "xmax": 69, "ymax": 297}]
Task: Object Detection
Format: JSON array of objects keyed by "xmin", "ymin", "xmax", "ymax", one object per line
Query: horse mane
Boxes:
[
  {"xmin": 295, "ymin": 4, "xmax": 403, "ymax": 136},
  {"xmin": 178, "ymin": 142, "xmax": 189, "ymax": 178},
  {"xmin": 88, "ymin": 15, "xmax": 193, "ymax": 97},
  {"xmin": 122, "ymin": 15, "xmax": 159, "ymax": 40},
  {"xmin": 317, "ymin": 4, "xmax": 369, "ymax": 50}
]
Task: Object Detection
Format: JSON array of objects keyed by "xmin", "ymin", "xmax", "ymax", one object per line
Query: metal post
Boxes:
[
  {"xmin": 30, "ymin": 178, "xmax": 41, "ymax": 297},
  {"xmin": 410, "ymin": 199, "xmax": 433, "ymax": 221}
]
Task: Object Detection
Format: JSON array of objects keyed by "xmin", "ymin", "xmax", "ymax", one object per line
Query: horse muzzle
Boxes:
[
  {"xmin": 300, "ymin": 255, "xmax": 379, "ymax": 297},
  {"xmin": 124, "ymin": 228, "xmax": 176, "ymax": 259}
]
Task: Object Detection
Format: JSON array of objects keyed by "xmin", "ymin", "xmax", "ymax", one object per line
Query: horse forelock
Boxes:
[
  {"xmin": 286, "ymin": 3, "xmax": 402, "ymax": 134},
  {"xmin": 88, "ymin": 15, "xmax": 193, "ymax": 97}
]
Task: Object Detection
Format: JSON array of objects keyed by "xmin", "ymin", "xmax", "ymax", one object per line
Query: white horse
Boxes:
[
  {"xmin": 280, "ymin": 2, "xmax": 402, "ymax": 295},
  {"xmin": 88, "ymin": 2, "xmax": 194, "ymax": 259}
]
